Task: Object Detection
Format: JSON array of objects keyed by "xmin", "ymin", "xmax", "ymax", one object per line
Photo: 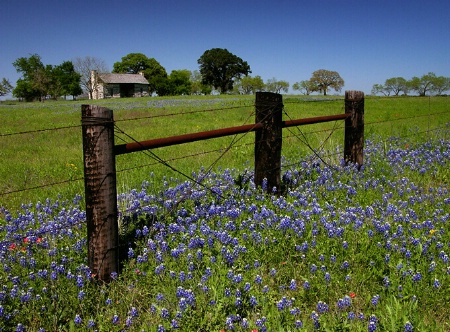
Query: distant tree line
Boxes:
[
  {"xmin": 4, "ymin": 49, "xmax": 448, "ymax": 101},
  {"xmin": 371, "ymin": 73, "xmax": 450, "ymax": 96}
]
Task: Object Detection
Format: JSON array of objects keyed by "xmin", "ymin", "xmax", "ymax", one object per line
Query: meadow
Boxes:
[
  {"xmin": 1, "ymin": 94, "xmax": 448, "ymax": 210},
  {"xmin": 0, "ymin": 95, "xmax": 449, "ymax": 331}
]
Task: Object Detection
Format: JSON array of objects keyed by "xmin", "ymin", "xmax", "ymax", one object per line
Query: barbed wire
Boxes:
[
  {"xmin": 0, "ymin": 177, "xmax": 84, "ymax": 197},
  {"xmin": 115, "ymin": 103, "xmax": 254, "ymax": 123},
  {"xmin": 0, "ymin": 103, "xmax": 255, "ymax": 138},
  {"xmin": 0, "ymin": 124, "xmax": 81, "ymax": 137}
]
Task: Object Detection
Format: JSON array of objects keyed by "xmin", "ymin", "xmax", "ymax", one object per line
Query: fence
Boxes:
[{"xmin": 81, "ymin": 91, "xmax": 364, "ymax": 281}]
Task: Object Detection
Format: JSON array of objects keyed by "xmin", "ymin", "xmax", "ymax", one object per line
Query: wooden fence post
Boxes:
[
  {"xmin": 344, "ymin": 90, "xmax": 364, "ymax": 168},
  {"xmin": 81, "ymin": 105, "xmax": 118, "ymax": 282},
  {"xmin": 254, "ymin": 92, "xmax": 283, "ymax": 193}
]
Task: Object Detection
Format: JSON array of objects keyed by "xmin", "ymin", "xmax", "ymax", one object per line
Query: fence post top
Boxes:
[
  {"xmin": 345, "ymin": 91, "xmax": 365, "ymax": 100},
  {"xmin": 255, "ymin": 91, "xmax": 283, "ymax": 103}
]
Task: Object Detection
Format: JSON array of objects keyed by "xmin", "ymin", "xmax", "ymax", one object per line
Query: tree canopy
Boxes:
[
  {"xmin": 292, "ymin": 80, "xmax": 317, "ymax": 95},
  {"xmin": 0, "ymin": 78, "xmax": 13, "ymax": 96},
  {"xmin": 265, "ymin": 78, "xmax": 290, "ymax": 94},
  {"xmin": 234, "ymin": 75, "xmax": 265, "ymax": 95},
  {"xmin": 12, "ymin": 54, "xmax": 81, "ymax": 101},
  {"xmin": 309, "ymin": 69, "xmax": 344, "ymax": 96},
  {"xmin": 113, "ymin": 53, "xmax": 168, "ymax": 95},
  {"xmin": 198, "ymin": 48, "xmax": 251, "ymax": 94}
]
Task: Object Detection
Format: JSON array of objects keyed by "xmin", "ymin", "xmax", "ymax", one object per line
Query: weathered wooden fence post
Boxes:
[
  {"xmin": 81, "ymin": 105, "xmax": 118, "ymax": 282},
  {"xmin": 344, "ymin": 90, "xmax": 364, "ymax": 168},
  {"xmin": 254, "ymin": 92, "xmax": 283, "ymax": 192}
]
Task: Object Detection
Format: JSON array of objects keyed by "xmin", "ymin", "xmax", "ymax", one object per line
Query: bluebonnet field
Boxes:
[{"xmin": 1, "ymin": 132, "xmax": 449, "ymax": 331}]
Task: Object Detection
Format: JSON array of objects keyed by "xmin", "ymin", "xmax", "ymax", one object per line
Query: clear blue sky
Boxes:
[{"xmin": 1, "ymin": 0, "xmax": 449, "ymax": 98}]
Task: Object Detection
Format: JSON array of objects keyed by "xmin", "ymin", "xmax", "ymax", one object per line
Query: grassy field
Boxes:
[
  {"xmin": 1, "ymin": 94, "xmax": 449, "ymax": 211},
  {"xmin": 0, "ymin": 94, "xmax": 449, "ymax": 331}
]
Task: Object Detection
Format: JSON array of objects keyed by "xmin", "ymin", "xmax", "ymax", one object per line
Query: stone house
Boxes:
[{"xmin": 91, "ymin": 70, "xmax": 150, "ymax": 99}]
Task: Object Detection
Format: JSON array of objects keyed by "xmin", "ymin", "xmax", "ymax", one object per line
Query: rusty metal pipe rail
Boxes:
[
  {"xmin": 283, "ymin": 113, "xmax": 350, "ymax": 128},
  {"xmin": 114, "ymin": 113, "xmax": 350, "ymax": 156},
  {"xmin": 115, "ymin": 123, "xmax": 263, "ymax": 155}
]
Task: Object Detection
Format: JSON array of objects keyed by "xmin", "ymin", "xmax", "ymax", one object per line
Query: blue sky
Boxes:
[{"xmin": 1, "ymin": 0, "xmax": 449, "ymax": 98}]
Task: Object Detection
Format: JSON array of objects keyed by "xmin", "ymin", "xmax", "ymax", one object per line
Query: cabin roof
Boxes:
[{"xmin": 98, "ymin": 73, "xmax": 149, "ymax": 84}]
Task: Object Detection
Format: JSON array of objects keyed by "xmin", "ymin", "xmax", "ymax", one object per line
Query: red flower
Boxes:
[
  {"xmin": 349, "ymin": 292, "xmax": 356, "ymax": 298},
  {"xmin": 23, "ymin": 237, "xmax": 30, "ymax": 244},
  {"xmin": 8, "ymin": 243, "xmax": 17, "ymax": 250}
]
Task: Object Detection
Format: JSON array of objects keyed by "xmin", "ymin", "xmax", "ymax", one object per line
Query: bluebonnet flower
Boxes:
[
  {"xmin": 434, "ymin": 279, "xmax": 441, "ymax": 288},
  {"xmin": 371, "ymin": 294, "xmax": 380, "ymax": 306},
  {"xmin": 74, "ymin": 314, "xmax": 82, "ymax": 325},
  {"xmin": 160, "ymin": 308, "xmax": 170, "ymax": 319},
  {"xmin": 16, "ymin": 324, "xmax": 25, "ymax": 332},
  {"xmin": 241, "ymin": 318, "xmax": 249, "ymax": 328},
  {"xmin": 171, "ymin": 319, "xmax": 180, "ymax": 329},
  {"xmin": 295, "ymin": 320, "xmax": 303, "ymax": 328},
  {"xmin": 316, "ymin": 301, "xmax": 329, "ymax": 314},
  {"xmin": 233, "ymin": 273, "xmax": 243, "ymax": 283},
  {"xmin": 337, "ymin": 298, "xmax": 345, "ymax": 310},
  {"xmin": 310, "ymin": 311, "xmax": 320, "ymax": 329},
  {"xmin": 383, "ymin": 276, "xmax": 391, "ymax": 288},
  {"xmin": 178, "ymin": 297, "xmax": 187, "ymax": 312},
  {"xmin": 348, "ymin": 311, "xmax": 356, "ymax": 320},
  {"xmin": 78, "ymin": 290, "xmax": 85, "ymax": 300},
  {"xmin": 404, "ymin": 321, "xmax": 414, "ymax": 332},
  {"xmin": 250, "ymin": 295, "xmax": 258, "ymax": 307},
  {"xmin": 303, "ymin": 281, "xmax": 310, "ymax": 290},
  {"xmin": 130, "ymin": 307, "xmax": 138, "ymax": 317},
  {"xmin": 125, "ymin": 316, "xmax": 133, "ymax": 327},
  {"xmin": 289, "ymin": 279, "xmax": 297, "ymax": 290},
  {"xmin": 235, "ymin": 297, "xmax": 243, "ymax": 307},
  {"xmin": 87, "ymin": 319, "xmax": 95, "ymax": 328},
  {"xmin": 368, "ymin": 321, "xmax": 377, "ymax": 331},
  {"xmin": 412, "ymin": 272, "xmax": 422, "ymax": 282},
  {"xmin": 290, "ymin": 307, "xmax": 301, "ymax": 315},
  {"xmin": 226, "ymin": 316, "xmax": 234, "ymax": 330},
  {"xmin": 255, "ymin": 274, "xmax": 262, "ymax": 284},
  {"xmin": 112, "ymin": 314, "xmax": 119, "ymax": 325}
]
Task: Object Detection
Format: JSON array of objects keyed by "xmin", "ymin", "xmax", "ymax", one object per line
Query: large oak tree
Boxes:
[
  {"xmin": 197, "ymin": 48, "xmax": 251, "ymax": 94},
  {"xmin": 310, "ymin": 69, "xmax": 344, "ymax": 96}
]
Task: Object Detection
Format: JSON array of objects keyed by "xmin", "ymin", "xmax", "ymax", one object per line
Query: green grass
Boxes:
[{"xmin": 0, "ymin": 94, "xmax": 449, "ymax": 210}]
